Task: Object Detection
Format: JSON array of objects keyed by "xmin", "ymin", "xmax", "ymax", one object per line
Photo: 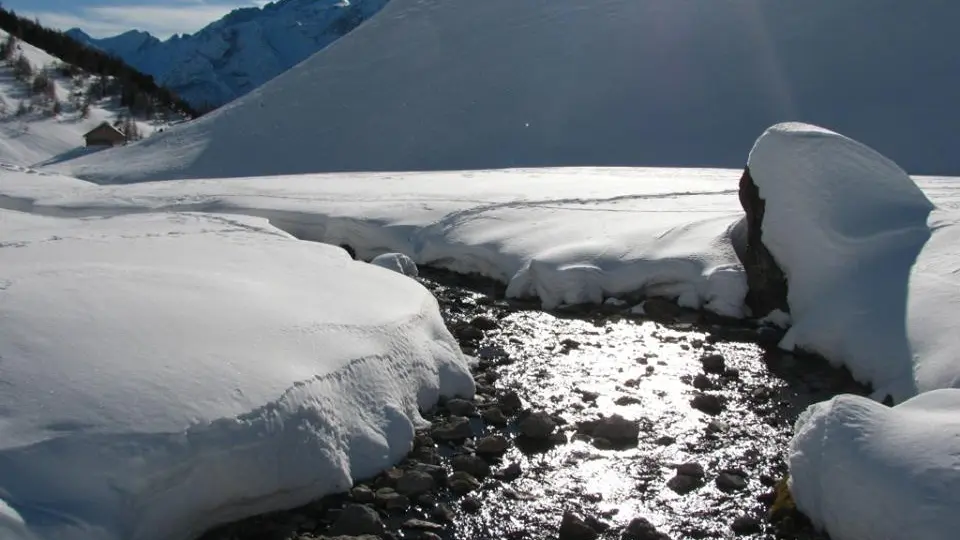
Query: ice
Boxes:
[
  {"xmin": 789, "ymin": 390, "xmax": 960, "ymax": 540},
  {"xmin": 370, "ymin": 252, "xmax": 419, "ymax": 277},
  {"xmin": 0, "ymin": 209, "xmax": 474, "ymax": 540},
  {"xmin": 0, "ymin": 166, "xmax": 748, "ymax": 315}
]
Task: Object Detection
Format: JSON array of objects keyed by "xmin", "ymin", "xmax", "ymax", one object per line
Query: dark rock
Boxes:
[
  {"xmin": 447, "ymin": 471, "xmax": 481, "ymax": 494},
  {"xmin": 374, "ymin": 488, "xmax": 410, "ymax": 511},
  {"xmin": 642, "ymin": 298, "xmax": 682, "ymax": 321},
  {"xmin": 470, "ymin": 315, "xmax": 499, "ymax": 331},
  {"xmin": 350, "ymin": 485, "xmax": 376, "ymax": 503},
  {"xmin": 519, "ymin": 411, "xmax": 557, "ymax": 439},
  {"xmin": 431, "ymin": 503, "xmax": 456, "ymax": 523},
  {"xmin": 591, "ymin": 414, "xmax": 639, "ymax": 446},
  {"xmin": 373, "ymin": 467, "xmax": 403, "ymax": 489},
  {"xmin": 396, "ymin": 470, "xmax": 436, "ymax": 496},
  {"xmin": 445, "ymin": 398, "xmax": 477, "ymax": 416},
  {"xmin": 666, "ymin": 473, "xmax": 703, "ymax": 495},
  {"xmin": 431, "ymin": 416, "xmax": 474, "ymax": 440},
  {"xmin": 731, "ymin": 515, "xmax": 762, "ymax": 535},
  {"xmin": 614, "ymin": 395, "xmax": 642, "ymax": 406},
  {"xmin": 339, "ymin": 244, "xmax": 356, "ymax": 259},
  {"xmin": 584, "ymin": 516, "xmax": 611, "ymax": 533},
  {"xmin": 577, "ymin": 388, "xmax": 600, "ymax": 402},
  {"xmin": 690, "ymin": 393, "xmax": 725, "ymax": 415},
  {"xmin": 654, "ymin": 435, "xmax": 676, "ymax": 446},
  {"xmin": 327, "ymin": 504, "xmax": 384, "ymax": 536},
  {"xmin": 700, "ymin": 354, "xmax": 726, "ymax": 374},
  {"xmin": 706, "ymin": 420, "xmax": 729, "ymax": 434},
  {"xmin": 691, "ymin": 373, "xmax": 714, "ymax": 390},
  {"xmin": 461, "ymin": 496, "xmax": 482, "ymax": 513},
  {"xmin": 482, "ymin": 406, "xmax": 510, "ymax": 426},
  {"xmin": 455, "ymin": 324, "xmax": 484, "ymax": 341},
  {"xmin": 497, "ymin": 461, "xmax": 523, "ymax": 481},
  {"xmin": 592, "ymin": 437, "xmax": 613, "ymax": 450},
  {"xmin": 452, "ymin": 454, "xmax": 491, "ymax": 478},
  {"xmin": 476, "ymin": 434, "xmax": 510, "ymax": 455},
  {"xmin": 402, "ymin": 519, "xmax": 443, "ymax": 531},
  {"xmin": 676, "ymin": 462, "xmax": 705, "ymax": 478},
  {"xmin": 716, "ymin": 471, "xmax": 749, "ymax": 492},
  {"xmin": 558, "ymin": 512, "xmax": 599, "ymax": 540},
  {"xmin": 737, "ymin": 166, "xmax": 789, "ymax": 317},
  {"xmin": 497, "ymin": 390, "xmax": 523, "ymax": 414},
  {"xmin": 622, "ymin": 516, "xmax": 671, "ymax": 540}
]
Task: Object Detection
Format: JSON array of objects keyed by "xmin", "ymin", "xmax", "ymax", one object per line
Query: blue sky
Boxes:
[{"xmin": 6, "ymin": 0, "xmax": 268, "ymax": 39}]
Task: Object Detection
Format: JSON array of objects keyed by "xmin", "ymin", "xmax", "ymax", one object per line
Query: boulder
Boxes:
[{"xmin": 736, "ymin": 166, "xmax": 789, "ymax": 317}]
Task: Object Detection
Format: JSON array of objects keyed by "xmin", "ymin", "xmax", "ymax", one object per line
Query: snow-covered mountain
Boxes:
[
  {"xmin": 67, "ymin": 0, "xmax": 388, "ymax": 109},
  {"xmin": 57, "ymin": 0, "xmax": 960, "ymax": 182}
]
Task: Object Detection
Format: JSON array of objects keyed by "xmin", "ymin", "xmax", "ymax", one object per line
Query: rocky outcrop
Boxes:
[{"xmin": 737, "ymin": 166, "xmax": 789, "ymax": 317}]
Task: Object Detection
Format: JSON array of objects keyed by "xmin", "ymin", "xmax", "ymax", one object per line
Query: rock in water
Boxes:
[
  {"xmin": 327, "ymin": 504, "xmax": 385, "ymax": 536},
  {"xmin": 558, "ymin": 511, "xmax": 599, "ymax": 540},
  {"xmin": 736, "ymin": 166, "xmax": 789, "ymax": 317},
  {"xmin": 369, "ymin": 252, "xmax": 419, "ymax": 277}
]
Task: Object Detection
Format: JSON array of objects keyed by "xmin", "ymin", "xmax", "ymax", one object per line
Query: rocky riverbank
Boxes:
[{"xmin": 201, "ymin": 269, "xmax": 862, "ymax": 540}]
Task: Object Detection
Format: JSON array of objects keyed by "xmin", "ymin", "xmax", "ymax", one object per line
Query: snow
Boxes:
[
  {"xmin": 0, "ymin": 29, "xmax": 171, "ymax": 168},
  {"xmin": 0, "ymin": 165, "xmax": 748, "ymax": 315},
  {"xmin": 55, "ymin": 0, "xmax": 960, "ymax": 182},
  {"xmin": 0, "ymin": 209, "xmax": 474, "ymax": 540},
  {"xmin": 371, "ymin": 252, "xmax": 419, "ymax": 277},
  {"xmin": 789, "ymin": 390, "xmax": 960, "ymax": 540},
  {"xmin": 747, "ymin": 122, "xmax": 960, "ymax": 402}
]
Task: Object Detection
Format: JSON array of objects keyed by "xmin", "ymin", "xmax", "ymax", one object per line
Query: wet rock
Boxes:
[
  {"xmin": 690, "ymin": 393, "xmax": 725, "ymax": 415},
  {"xmin": 350, "ymin": 485, "xmax": 376, "ymax": 503},
  {"xmin": 706, "ymin": 420, "xmax": 729, "ymax": 434},
  {"xmin": 497, "ymin": 461, "xmax": 523, "ymax": 481},
  {"xmin": 447, "ymin": 471, "xmax": 481, "ymax": 494},
  {"xmin": 327, "ymin": 504, "xmax": 384, "ymax": 536},
  {"xmin": 519, "ymin": 411, "xmax": 557, "ymax": 439},
  {"xmin": 561, "ymin": 338, "xmax": 583, "ymax": 350},
  {"xmin": 641, "ymin": 298, "xmax": 682, "ymax": 321},
  {"xmin": 476, "ymin": 434, "xmax": 509, "ymax": 455},
  {"xmin": 454, "ymin": 324, "xmax": 484, "ymax": 341},
  {"xmin": 431, "ymin": 503, "xmax": 456, "ymax": 523},
  {"xmin": 731, "ymin": 515, "xmax": 762, "ymax": 535},
  {"xmin": 700, "ymin": 353, "xmax": 726, "ymax": 374},
  {"xmin": 431, "ymin": 416, "xmax": 474, "ymax": 440},
  {"xmin": 716, "ymin": 471, "xmax": 749, "ymax": 492},
  {"xmin": 461, "ymin": 496, "xmax": 482, "ymax": 513},
  {"xmin": 374, "ymin": 488, "xmax": 410, "ymax": 511},
  {"xmin": 622, "ymin": 516, "xmax": 671, "ymax": 540},
  {"xmin": 654, "ymin": 435, "xmax": 676, "ymax": 446},
  {"xmin": 577, "ymin": 388, "xmax": 600, "ymax": 402},
  {"xmin": 396, "ymin": 470, "xmax": 436, "ymax": 496},
  {"xmin": 592, "ymin": 437, "xmax": 613, "ymax": 450},
  {"xmin": 319, "ymin": 536, "xmax": 380, "ymax": 540},
  {"xmin": 470, "ymin": 315, "xmax": 499, "ymax": 331},
  {"xmin": 667, "ymin": 462, "xmax": 705, "ymax": 495},
  {"xmin": 584, "ymin": 516, "xmax": 611, "ymax": 533},
  {"xmin": 590, "ymin": 414, "xmax": 640, "ymax": 446},
  {"xmin": 452, "ymin": 454, "xmax": 491, "ymax": 478},
  {"xmin": 403, "ymin": 519, "xmax": 444, "ymax": 531},
  {"xmin": 558, "ymin": 512, "xmax": 599, "ymax": 540},
  {"xmin": 497, "ymin": 390, "xmax": 523, "ymax": 414},
  {"xmin": 737, "ymin": 166, "xmax": 789, "ymax": 317},
  {"xmin": 445, "ymin": 398, "xmax": 477, "ymax": 417},
  {"xmin": 481, "ymin": 406, "xmax": 509, "ymax": 426},
  {"xmin": 614, "ymin": 395, "xmax": 642, "ymax": 406},
  {"xmin": 692, "ymin": 373, "xmax": 714, "ymax": 390},
  {"xmin": 676, "ymin": 462, "xmax": 705, "ymax": 478}
]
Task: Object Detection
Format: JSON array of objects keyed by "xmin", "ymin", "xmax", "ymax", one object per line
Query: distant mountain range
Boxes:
[{"xmin": 67, "ymin": 0, "xmax": 388, "ymax": 109}]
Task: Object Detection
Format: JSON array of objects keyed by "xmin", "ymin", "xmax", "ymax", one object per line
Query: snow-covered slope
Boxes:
[
  {"xmin": 0, "ymin": 208, "xmax": 473, "ymax": 540},
  {"xmin": 57, "ymin": 0, "xmax": 960, "ymax": 182},
  {"xmin": 0, "ymin": 29, "xmax": 172, "ymax": 167},
  {"xmin": 67, "ymin": 0, "xmax": 388, "ymax": 108}
]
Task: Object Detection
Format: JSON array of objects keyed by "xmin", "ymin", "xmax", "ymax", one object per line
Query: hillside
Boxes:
[
  {"xmin": 68, "ymin": 0, "xmax": 388, "ymax": 109},
  {"xmin": 55, "ymin": 0, "xmax": 960, "ymax": 183},
  {"xmin": 0, "ymin": 29, "xmax": 190, "ymax": 168}
]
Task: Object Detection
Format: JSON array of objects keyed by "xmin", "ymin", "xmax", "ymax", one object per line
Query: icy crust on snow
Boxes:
[
  {"xmin": 0, "ymin": 210, "xmax": 474, "ymax": 540},
  {"xmin": 0, "ymin": 166, "xmax": 749, "ymax": 316},
  {"xmin": 789, "ymin": 390, "xmax": 960, "ymax": 540},
  {"xmin": 746, "ymin": 123, "xmax": 960, "ymax": 400}
]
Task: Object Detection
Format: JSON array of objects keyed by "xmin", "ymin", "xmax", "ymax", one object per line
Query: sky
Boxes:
[{"xmin": 5, "ymin": 0, "xmax": 270, "ymax": 39}]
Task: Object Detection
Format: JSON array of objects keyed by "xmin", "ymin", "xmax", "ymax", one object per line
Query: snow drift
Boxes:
[
  {"xmin": 789, "ymin": 390, "xmax": 960, "ymax": 540},
  {"xmin": 56, "ymin": 0, "xmax": 960, "ymax": 182},
  {"xmin": 0, "ymin": 209, "xmax": 474, "ymax": 540},
  {"xmin": 747, "ymin": 122, "xmax": 960, "ymax": 402}
]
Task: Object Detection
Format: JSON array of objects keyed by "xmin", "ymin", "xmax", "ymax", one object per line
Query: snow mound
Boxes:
[
  {"xmin": 0, "ymin": 166, "xmax": 748, "ymax": 316},
  {"xmin": 789, "ymin": 390, "xmax": 960, "ymax": 540},
  {"xmin": 746, "ymin": 122, "xmax": 960, "ymax": 401},
  {"xmin": 0, "ymin": 209, "xmax": 473, "ymax": 540},
  {"xmin": 55, "ymin": 1, "xmax": 960, "ymax": 182},
  {"xmin": 370, "ymin": 252, "xmax": 419, "ymax": 277}
]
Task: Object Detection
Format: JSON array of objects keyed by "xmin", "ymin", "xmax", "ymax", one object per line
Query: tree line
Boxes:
[{"xmin": 0, "ymin": 6, "xmax": 200, "ymax": 118}]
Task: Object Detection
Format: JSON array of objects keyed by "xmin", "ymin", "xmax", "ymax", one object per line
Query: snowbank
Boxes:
[
  {"xmin": 0, "ymin": 166, "xmax": 749, "ymax": 315},
  {"xmin": 747, "ymin": 123, "xmax": 960, "ymax": 401},
  {"xmin": 0, "ymin": 209, "xmax": 473, "ymax": 540},
  {"xmin": 789, "ymin": 390, "xmax": 960, "ymax": 540},
  {"xmin": 54, "ymin": 1, "xmax": 960, "ymax": 182}
]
